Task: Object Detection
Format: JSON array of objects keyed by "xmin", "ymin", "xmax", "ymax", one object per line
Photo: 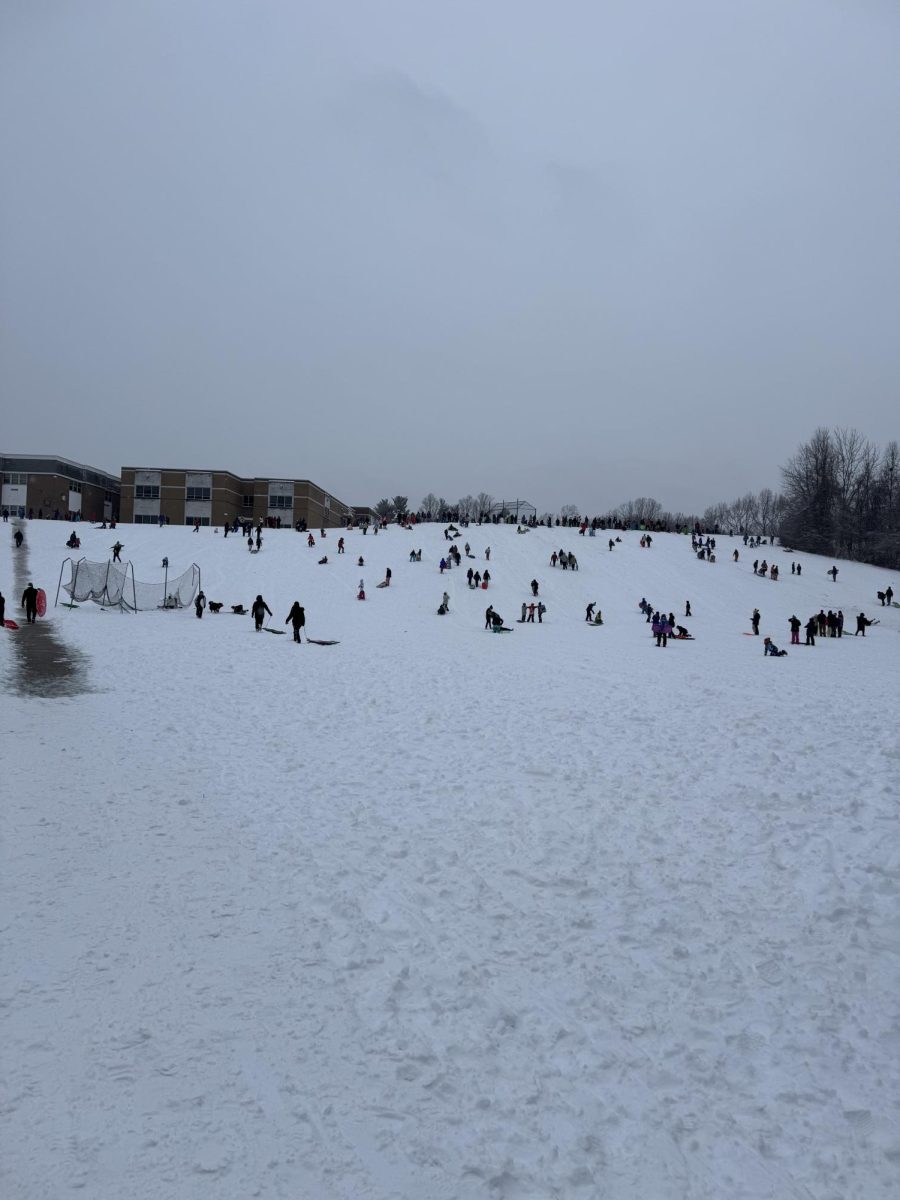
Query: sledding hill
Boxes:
[
  {"xmin": 4, "ymin": 517, "xmax": 900, "ymax": 1200},
  {"xmin": 22, "ymin": 516, "xmax": 898, "ymax": 667}
]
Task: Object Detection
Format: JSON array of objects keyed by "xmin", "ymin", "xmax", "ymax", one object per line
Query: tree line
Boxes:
[{"xmin": 372, "ymin": 428, "xmax": 899, "ymax": 567}]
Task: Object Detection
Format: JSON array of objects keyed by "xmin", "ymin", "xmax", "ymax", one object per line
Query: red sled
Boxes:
[
  {"xmin": 36, "ymin": 588, "xmax": 47, "ymax": 617},
  {"xmin": 4, "ymin": 619, "xmax": 19, "ymax": 630},
  {"xmin": 481, "ymin": 581, "xmax": 488, "ymax": 589}
]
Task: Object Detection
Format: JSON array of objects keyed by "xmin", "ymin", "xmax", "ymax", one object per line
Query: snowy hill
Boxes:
[{"xmin": 3, "ymin": 518, "xmax": 900, "ymax": 1199}]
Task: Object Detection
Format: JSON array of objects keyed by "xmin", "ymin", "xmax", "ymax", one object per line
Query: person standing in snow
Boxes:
[
  {"xmin": 855, "ymin": 613, "xmax": 870, "ymax": 636},
  {"xmin": 21, "ymin": 582, "xmax": 38, "ymax": 624},
  {"xmin": 585, "ymin": 603, "xmax": 595, "ymax": 622},
  {"xmin": 886, "ymin": 586, "xmax": 894, "ymax": 605},
  {"xmin": 194, "ymin": 590, "xmax": 206, "ymax": 619},
  {"xmin": 789, "ymin": 615, "xmax": 801, "ymax": 644},
  {"xmin": 685, "ymin": 600, "xmax": 692, "ymax": 617},
  {"xmin": 828, "ymin": 565, "xmax": 838, "ymax": 582},
  {"xmin": 805, "ymin": 616, "xmax": 817, "ymax": 645},
  {"xmin": 537, "ymin": 601, "xmax": 546, "ymax": 623},
  {"xmin": 530, "ymin": 579, "xmax": 539, "ymax": 596},
  {"xmin": 251, "ymin": 595, "xmax": 271, "ymax": 631},
  {"xmin": 485, "ymin": 605, "xmax": 494, "ymax": 629},
  {"xmin": 285, "ymin": 602, "xmax": 305, "ymax": 642},
  {"xmin": 111, "ymin": 541, "xmax": 123, "ymax": 562},
  {"xmin": 751, "ymin": 608, "xmax": 761, "ymax": 635}
]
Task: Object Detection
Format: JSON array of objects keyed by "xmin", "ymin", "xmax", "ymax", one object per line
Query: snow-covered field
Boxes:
[{"xmin": 3, "ymin": 518, "xmax": 899, "ymax": 1200}]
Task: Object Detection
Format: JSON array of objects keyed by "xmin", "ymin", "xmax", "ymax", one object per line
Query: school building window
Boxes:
[
  {"xmin": 185, "ymin": 516, "xmax": 211, "ymax": 526},
  {"xmin": 186, "ymin": 487, "xmax": 211, "ymax": 501},
  {"xmin": 133, "ymin": 513, "xmax": 160, "ymax": 524},
  {"xmin": 268, "ymin": 494, "xmax": 293, "ymax": 509},
  {"xmin": 135, "ymin": 484, "xmax": 160, "ymax": 499},
  {"xmin": 242, "ymin": 495, "xmax": 254, "ymax": 509}
]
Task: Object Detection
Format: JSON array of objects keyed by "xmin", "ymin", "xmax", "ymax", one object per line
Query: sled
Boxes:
[
  {"xmin": 60, "ymin": 602, "xmax": 80, "ymax": 609},
  {"xmin": 892, "ymin": 602, "xmax": 900, "ymax": 609},
  {"xmin": 306, "ymin": 638, "xmax": 340, "ymax": 645},
  {"xmin": 376, "ymin": 581, "xmax": 389, "ymax": 588},
  {"xmin": 36, "ymin": 588, "xmax": 47, "ymax": 617},
  {"xmin": 262, "ymin": 626, "xmax": 286, "ymax": 635},
  {"xmin": 490, "ymin": 626, "xmax": 512, "ymax": 633},
  {"xmin": 3, "ymin": 619, "xmax": 19, "ymax": 630}
]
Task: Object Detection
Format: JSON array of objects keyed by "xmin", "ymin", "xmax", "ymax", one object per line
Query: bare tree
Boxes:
[
  {"xmin": 420, "ymin": 493, "xmax": 441, "ymax": 519},
  {"xmin": 457, "ymin": 495, "xmax": 475, "ymax": 521},
  {"xmin": 475, "ymin": 492, "xmax": 494, "ymax": 520}
]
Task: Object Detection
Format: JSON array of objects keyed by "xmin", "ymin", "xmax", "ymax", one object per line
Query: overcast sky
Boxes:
[{"xmin": 2, "ymin": 0, "xmax": 898, "ymax": 514}]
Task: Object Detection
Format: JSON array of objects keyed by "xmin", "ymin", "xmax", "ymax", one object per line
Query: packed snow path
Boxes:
[{"xmin": 2, "ymin": 520, "xmax": 899, "ymax": 1199}]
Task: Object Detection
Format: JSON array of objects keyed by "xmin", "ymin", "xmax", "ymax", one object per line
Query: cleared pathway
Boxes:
[{"xmin": 7, "ymin": 522, "xmax": 90, "ymax": 697}]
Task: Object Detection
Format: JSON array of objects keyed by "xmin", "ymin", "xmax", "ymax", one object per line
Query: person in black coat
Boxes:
[
  {"xmin": 285, "ymin": 602, "xmax": 306, "ymax": 642},
  {"xmin": 21, "ymin": 582, "xmax": 38, "ymax": 624},
  {"xmin": 251, "ymin": 595, "xmax": 272, "ymax": 631}
]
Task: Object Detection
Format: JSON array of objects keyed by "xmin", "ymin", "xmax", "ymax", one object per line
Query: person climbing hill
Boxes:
[
  {"xmin": 251, "ymin": 595, "xmax": 271, "ymax": 631},
  {"xmin": 285, "ymin": 602, "xmax": 306, "ymax": 642}
]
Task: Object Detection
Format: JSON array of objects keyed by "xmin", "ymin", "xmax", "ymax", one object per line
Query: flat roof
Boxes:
[{"xmin": 1, "ymin": 453, "xmax": 120, "ymax": 484}]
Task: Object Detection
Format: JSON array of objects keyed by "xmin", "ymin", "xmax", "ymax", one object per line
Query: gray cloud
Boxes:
[{"xmin": 2, "ymin": 0, "xmax": 897, "ymax": 513}]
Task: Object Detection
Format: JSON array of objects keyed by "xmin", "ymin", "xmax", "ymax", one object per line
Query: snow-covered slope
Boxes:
[{"xmin": 3, "ymin": 519, "xmax": 899, "ymax": 1199}]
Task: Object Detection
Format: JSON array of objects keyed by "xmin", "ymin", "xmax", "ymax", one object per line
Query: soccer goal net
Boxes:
[{"xmin": 56, "ymin": 558, "xmax": 201, "ymax": 612}]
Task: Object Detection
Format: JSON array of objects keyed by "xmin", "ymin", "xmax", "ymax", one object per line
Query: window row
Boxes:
[
  {"xmin": 3, "ymin": 473, "xmax": 27, "ymax": 485},
  {"xmin": 135, "ymin": 484, "xmax": 160, "ymax": 499},
  {"xmin": 186, "ymin": 487, "xmax": 211, "ymax": 501},
  {"xmin": 268, "ymin": 494, "xmax": 293, "ymax": 509}
]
